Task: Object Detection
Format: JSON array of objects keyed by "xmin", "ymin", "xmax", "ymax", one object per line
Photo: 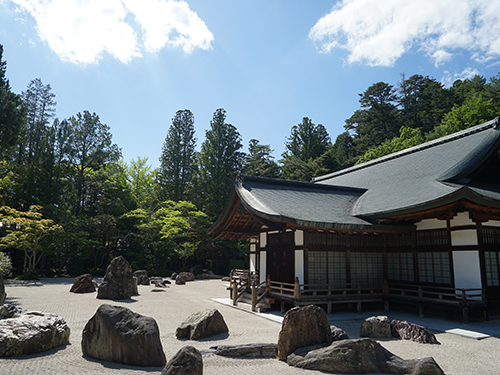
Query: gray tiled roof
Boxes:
[
  {"xmin": 313, "ymin": 117, "xmax": 500, "ymax": 218},
  {"xmin": 236, "ymin": 176, "xmax": 374, "ymax": 229}
]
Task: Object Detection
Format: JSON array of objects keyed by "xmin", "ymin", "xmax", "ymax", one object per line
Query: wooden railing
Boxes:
[{"xmin": 229, "ymin": 271, "xmax": 487, "ymax": 323}]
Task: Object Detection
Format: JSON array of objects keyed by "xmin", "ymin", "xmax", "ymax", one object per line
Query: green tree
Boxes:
[
  {"xmin": 356, "ymin": 126, "xmax": 425, "ymax": 164},
  {"xmin": 398, "ymin": 74, "xmax": 453, "ymax": 133},
  {"xmin": 280, "ymin": 117, "xmax": 331, "ymax": 181},
  {"xmin": 126, "ymin": 157, "xmax": 157, "ymax": 209},
  {"xmin": 67, "ymin": 111, "xmax": 121, "ymax": 217},
  {"xmin": 242, "ymin": 139, "xmax": 280, "ymax": 178},
  {"xmin": 196, "ymin": 108, "xmax": 244, "ymax": 220},
  {"xmin": 0, "ymin": 205, "xmax": 63, "ymax": 276},
  {"xmin": 345, "ymin": 82, "xmax": 401, "ymax": 155},
  {"xmin": 426, "ymin": 92, "xmax": 500, "ymax": 141},
  {"xmin": 0, "ymin": 44, "xmax": 26, "ymax": 159},
  {"xmin": 157, "ymin": 109, "xmax": 197, "ymax": 202},
  {"xmin": 324, "ymin": 131, "xmax": 357, "ymax": 172}
]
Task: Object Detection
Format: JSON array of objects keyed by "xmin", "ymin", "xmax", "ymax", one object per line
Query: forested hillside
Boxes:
[{"xmin": 1, "ymin": 43, "xmax": 499, "ymax": 278}]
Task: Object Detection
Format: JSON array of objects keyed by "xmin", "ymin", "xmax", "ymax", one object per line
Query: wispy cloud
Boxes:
[
  {"xmin": 11, "ymin": 0, "xmax": 214, "ymax": 65},
  {"xmin": 309, "ymin": 0, "xmax": 500, "ymax": 67}
]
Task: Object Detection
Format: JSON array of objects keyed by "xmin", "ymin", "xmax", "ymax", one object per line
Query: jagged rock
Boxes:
[
  {"xmin": 178, "ymin": 272, "xmax": 195, "ymax": 282},
  {"xmin": 0, "ymin": 311, "xmax": 70, "ymax": 357},
  {"xmin": 211, "ymin": 343, "xmax": 277, "ymax": 358},
  {"xmin": 175, "ymin": 276, "xmax": 186, "ymax": 285},
  {"xmin": 154, "ymin": 280, "xmax": 169, "ymax": 288},
  {"xmin": 0, "ymin": 271, "xmax": 5, "ymax": 306},
  {"xmin": 287, "ymin": 338, "xmax": 445, "ymax": 375},
  {"xmin": 97, "ymin": 256, "xmax": 137, "ymax": 300},
  {"xmin": 331, "ymin": 325, "xmax": 349, "ymax": 341},
  {"xmin": 133, "ymin": 270, "xmax": 150, "ymax": 286},
  {"xmin": 360, "ymin": 315, "xmax": 392, "ymax": 338},
  {"xmin": 161, "ymin": 346, "xmax": 202, "ymax": 375},
  {"xmin": 70, "ymin": 273, "xmax": 96, "ymax": 293},
  {"xmin": 176, "ymin": 308, "xmax": 228, "ymax": 340},
  {"xmin": 81, "ymin": 304, "xmax": 166, "ymax": 367},
  {"xmin": 277, "ymin": 305, "xmax": 333, "ymax": 361},
  {"xmin": 0, "ymin": 304, "xmax": 23, "ymax": 319},
  {"xmin": 391, "ymin": 320, "xmax": 439, "ymax": 344}
]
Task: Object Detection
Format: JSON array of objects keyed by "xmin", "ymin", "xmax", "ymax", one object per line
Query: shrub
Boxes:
[{"xmin": 0, "ymin": 252, "xmax": 13, "ymax": 278}]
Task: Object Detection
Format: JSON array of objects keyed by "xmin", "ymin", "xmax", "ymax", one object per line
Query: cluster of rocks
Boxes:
[
  {"xmin": 361, "ymin": 315, "xmax": 439, "ymax": 344},
  {"xmin": 277, "ymin": 305, "xmax": 444, "ymax": 374}
]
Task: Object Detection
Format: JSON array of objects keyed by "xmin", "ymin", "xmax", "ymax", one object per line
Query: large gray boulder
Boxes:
[
  {"xmin": 277, "ymin": 305, "xmax": 333, "ymax": 361},
  {"xmin": 97, "ymin": 256, "xmax": 137, "ymax": 300},
  {"xmin": 287, "ymin": 338, "xmax": 445, "ymax": 375},
  {"xmin": 81, "ymin": 304, "xmax": 166, "ymax": 367},
  {"xmin": 70, "ymin": 273, "xmax": 96, "ymax": 293},
  {"xmin": 176, "ymin": 309, "xmax": 228, "ymax": 340},
  {"xmin": 391, "ymin": 320, "xmax": 439, "ymax": 344},
  {"xmin": 360, "ymin": 315, "xmax": 392, "ymax": 338},
  {"xmin": 0, "ymin": 271, "xmax": 5, "ymax": 306},
  {"xmin": 162, "ymin": 346, "xmax": 203, "ymax": 375},
  {"xmin": 0, "ymin": 311, "xmax": 70, "ymax": 357}
]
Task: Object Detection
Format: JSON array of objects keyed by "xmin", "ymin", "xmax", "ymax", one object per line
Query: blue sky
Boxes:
[{"xmin": 1, "ymin": 0, "xmax": 500, "ymax": 168}]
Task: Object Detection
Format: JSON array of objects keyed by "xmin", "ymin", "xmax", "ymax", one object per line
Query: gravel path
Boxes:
[{"xmin": 1, "ymin": 278, "xmax": 499, "ymax": 374}]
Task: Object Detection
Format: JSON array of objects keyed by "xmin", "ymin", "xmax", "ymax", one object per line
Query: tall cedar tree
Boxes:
[
  {"xmin": 280, "ymin": 117, "xmax": 330, "ymax": 181},
  {"xmin": 197, "ymin": 108, "xmax": 244, "ymax": 221},
  {"xmin": 67, "ymin": 111, "xmax": 121, "ymax": 217},
  {"xmin": 158, "ymin": 109, "xmax": 196, "ymax": 202},
  {"xmin": 242, "ymin": 139, "xmax": 280, "ymax": 178},
  {"xmin": 0, "ymin": 45, "xmax": 26, "ymax": 159}
]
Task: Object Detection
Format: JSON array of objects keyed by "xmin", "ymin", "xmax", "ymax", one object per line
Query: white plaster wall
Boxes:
[
  {"xmin": 259, "ymin": 251, "xmax": 267, "ymax": 284},
  {"xmin": 453, "ymin": 251, "xmax": 482, "ymax": 300},
  {"xmin": 451, "ymin": 229, "xmax": 478, "ymax": 246},
  {"xmin": 249, "ymin": 253, "xmax": 256, "ymax": 273},
  {"xmin": 295, "ymin": 250, "xmax": 304, "ymax": 285},
  {"xmin": 450, "ymin": 212, "xmax": 474, "ymax": 227},
  {"xmin": 485, "ymin": 220, "xmax": 500, "ymax": 227},
  {"xmin": 260, "ymin": 232, "xmax": 267, "ymax": 248},
  {"xmin": 250, "ymin": 244, "xmax": 256, "ymax": 253},
  {"xmin": 415, "ymin": 218, "xmax": 447, "ymax": 230},
  {"xmin": 295, "ymin": 230, "xmax": 304, "ymax": 246}
]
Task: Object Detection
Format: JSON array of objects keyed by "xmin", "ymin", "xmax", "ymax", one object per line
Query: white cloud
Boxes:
[
  {"xmin": 309, "ymin": 0, "xmax": 500, "ymax": 67},
  {"xmin": 10, "ymin": 0, "xmax": 213, "ymax": 65},
  {"xmin": 442, "ymin": 67, "xmax": 480, "ymax": 87}
]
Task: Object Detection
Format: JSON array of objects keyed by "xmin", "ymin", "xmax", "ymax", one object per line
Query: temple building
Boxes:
[{"xmin": 209, "ymin": 118, "xmax": 500, "ymax": 319}]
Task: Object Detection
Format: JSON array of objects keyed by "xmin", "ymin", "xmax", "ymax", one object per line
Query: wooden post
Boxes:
[
  {"xmin": 232, "ymin": 281, "xmax": 238, "ymax": 306},
  {"xmin": 251, "ymin": 281, "xmax": 257, "ymax": 312},
  {"xmin": 266, "ymin": 275, "xmax": 271, "ymax": 294},
  {"xmin": 294, "ymin": 277, "xmax": 300, "ymax": 300},
  {"xmin": 462, "ymin": 290, "xmax": 469, "ymax": 325}
]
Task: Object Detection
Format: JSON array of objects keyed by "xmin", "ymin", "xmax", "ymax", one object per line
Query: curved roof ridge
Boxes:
[{"xmin": 313, "ymin": 117, "xmax": 499, "ymax": 183}]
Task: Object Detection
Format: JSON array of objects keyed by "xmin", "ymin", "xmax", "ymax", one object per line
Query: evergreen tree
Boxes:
[
  {"xmin": 280, "ymin": 117, "xmax": 331, "ymax": 181},
  {"xmin": 196, "ymin": 108, "xmax": 244, "ymax": 220},
  {"xmin": 242, "ymin": 139, "xmax": 280, "ymax": 178},
  {"xmin": 0, "ymin": 45, "xmax": 26, "ymax": 159},
  {"xmin": 157, "ymin": 109, "xmax": 196, "ymax": 202},
  {"xmin": 345, "ymin": 82, "xmax": 401, "ymax": 155}
]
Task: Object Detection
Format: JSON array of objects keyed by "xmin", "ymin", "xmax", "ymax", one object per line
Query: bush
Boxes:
[{"xmin": 0, "ymin": 252, "xmax": 13, "ymax": 278}]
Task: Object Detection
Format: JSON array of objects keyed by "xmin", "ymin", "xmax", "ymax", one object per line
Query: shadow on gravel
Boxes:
[
  {"xmin": 0, "ymin": 343, "xmax": 72, "ymax": 360},
  {"xmin": 82, "ymin": 355, "xmax": 164, "ymax": 372}
]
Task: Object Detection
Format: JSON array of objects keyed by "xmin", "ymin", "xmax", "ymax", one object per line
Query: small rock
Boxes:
[
  {"xmin": 178, "ymin": 272, "xmax": 195, "ymax": 282},
  {"xmin": 331, "ymin": 325, "xmax": 349, "ymax": 341},
  {"xmin": 133, "ymin": 270, "xmax": 150, "ymax": 286},
  {"xmin": 171, "ymin": 273, "xmax": 178, "ymax": 281},
  {"xmin": 175, "ymin": 276, "xmax": 186, "ymax": 285},
  {"xmin": 70, "ymin": 274, "xmax": 96, "ymax": 293},
  {"xmin": 360, "ymin": 315, "xmax": 392, "ymax": 338},
  {"xmin": 211, "ymin": 343, "xmax": 277, "ymax": 358},
  {"xmin": 161, "ymin": 346, "xmax": 202, "ymax": 375},
  {"xmin": 97, "ymin": 256, "xmax": 137, "ymax": 300},
  {"xmin": 176, "ymin": 309, "xmax": 228, "ymax": 340},
  {"xmin": 391, "ymin": 320, "xmax": 439, "ymax": 344}
]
